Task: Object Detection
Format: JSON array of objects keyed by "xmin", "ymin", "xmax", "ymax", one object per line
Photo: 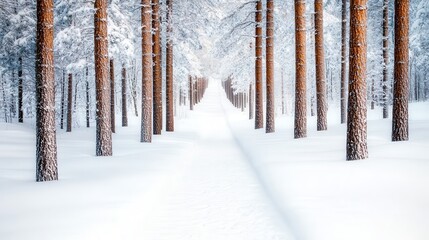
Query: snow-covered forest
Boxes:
[{"xmin": 0, "ymin": 0, "xmax": 428, "ymax": 239}]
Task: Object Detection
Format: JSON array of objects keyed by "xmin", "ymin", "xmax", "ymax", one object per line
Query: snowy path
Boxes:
[{"xmin": 133, "ymin": 84, "xmax": 294, "ymax": 240}]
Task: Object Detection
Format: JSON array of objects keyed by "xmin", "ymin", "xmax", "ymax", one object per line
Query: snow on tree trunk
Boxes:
[
  {"xmin": 249, "ymin": 83, "xmax": 254, "ymax": 119},
  {"xmin": 66, "ymin": 73, "xmax": 73, "ymax": 132},
  {"xmin": 60, "ymin": 70, "xmax": 65, "ymax": 129},
  {"xmin": 382, "ymin": 0, "xmax": 389, "ymax": 119},
  {"xmin": 392, "ymin": 0, "xmax": 409, "ymax": 142},
  {"xmin": 94, "ymin": 0, "xmax": 112, "ymax": 156},
  {"xmin": 294, "ymin": 0, "xmax": 307, "ymax": 139},
  {"xmin": 36, "ymin": 0, "xmax": 58, "ymax": 182},
  {"xmin": 86, "ymin": 67, "xmax": 90, "ymax": 128},
  {"xmin": 341, "ymin": 0, "xmax": 348, "ymax": 124},
  {"xmin": 265, "ymin": 0, "xmax": 275, "ymax": 133},
  {"xmin": 121, "ymin": 64, "xmax": 128, "ymax": 127},
  {"xmin": 166, "ymin": 0, "xmax": 174, "ymax": 132},
  {"xmin": 255, "ymin": 0, "xmax": 263, "ymax": 129},
  {"xmin": 346, "ymin": 0, "xmax": 368, "ymax": 161},
  {"xmin": 18, "ymin": 57, "xmax": 23, "ymax": 123},
  {"xmin": 314, "ymin": 0, "xmax": 327, "ymax": 131},
  {"xmin": 110, "ymin": 59, "xmax": 115, "ymax": 133},
  {"xmin": 152, "ymin": 0, "xmax": 162, "ymax": 135},
  {"xmin": 141, "ymin": 0, "xmax": 153, "ymax": 143}
]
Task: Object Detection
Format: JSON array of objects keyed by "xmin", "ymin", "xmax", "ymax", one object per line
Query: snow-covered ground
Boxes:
[{"xmin": 1, "ymin": 82, "xmax": 428, "ymax": 240}]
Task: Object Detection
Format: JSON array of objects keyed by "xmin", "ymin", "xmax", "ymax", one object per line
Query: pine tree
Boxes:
[
  {"xmin": 266, "ymin": 0, "xmax": 275, "ymax": 133},
  {"xmin": 340, "ymin": 0, "xmax": 348, "ymax": 124},
  {"xmin": 66, "ymin": 73, "xmax": 72, "ymax": 132},
  {"xmin": 85, "ymin": 66, "xmax": 90, "ymax": 128},
  {"xmin": 141, "ymin": 0, "xmax": 153, "ymax": 143},
  {"xmin": 314, "ymin": 0, "xmax": 327, "ymax": 131},
  {"xmin": 94, "ymin": 0, "xmax": 112, "ymax": 156},
  {"xmin": 294, "ymin": 0, "xmax": 307, "ymax": 139},
  {"xmin": 18, "ymin": 57, "xmax": 23, "ymax": 123},
  {"xmin": 152, "ymin": 0, "xmax": 162, "ymax": 135},
  {"xmin": 346, "ymin": 0, "xmax": 368, "ymax": 161},
  {"xmin": 36, "ymin": 0, "xmax": 58, "ymax": 182},
  {"xmin": 254, "ymin": 0, "xmax": 263, "ymax": 129},
  {"xmin": 382, "ymin": 0, "xmax": 389, "ymax": 119},
  {"xmin": 110, "ymin": 59, "xmax": 115, "ymax": 133},
  {"xmin": 121, "ymin": 64, "xmax": 128, "ymax": 127},
  {"xmin": 165, "ymin": 0, "xmax": 174, "ymax": 132},
  {"xmin": 392, "ymin": 0, "xmax": 409, "ymax": 141}
]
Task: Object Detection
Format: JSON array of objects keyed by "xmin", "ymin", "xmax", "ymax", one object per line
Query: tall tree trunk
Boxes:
[
  {"xmin": 141, "ymin": 0, "xmax": 153, "ymax": 143},
  {"xmin": 340, "ymin": 0, "xmax": 348, "ymax": 124},
  {"xmin": 382, "ymin": 0, "xmax": 389, "ymax": 119},
  {"xmin": 121, "ymin": 64, "xmax": 128, "ymax": 127},
  {"xmin": 131, "ymin": 62, "xmax": 139, "ymax": 117},
  {"xmin": 60, "ymin": 70, "xmax": 65, "ymax": 129},
  {"xmin": 66, "ymin": 73, "xmax": 73, "ymax": 132},
  {"xmin": 314, "ymin": 0, "xmax": 327, "ymax": 131},
  {"xmin": 36, "ymin": 0, "xmax": 58, "ymax": 181},
  {"xmin": 152, "ymin": 0, "xmax": 162, "ymax": 135},
  {"xmin": 346, "ymin": 0, "xmax": 368, "ymax": 161},
  {"xmin": 110, "ymin": 59, "xmax": 115, "ymax": 133},
  {"xmin": 265, "ymin": 0, "xmax": 275, "ymax": 133},
  {"xmin": 18, "ymin": 57, "xmax": 23, "ymax": 123},
  {"xmin": 166, "ymin": 0, "xmax": 174, "ymax": 132},
  {"xmin": 189, "ymin": 76, "xmax": 193, "ymax": 110},
  {"xmin": 294, "ymin": 0, "xmax": 307, "ymax": 139},
  {"xmin": 255, "ymin": 0, "xmax": 263, "ymax": 129},
  {"xmin": 392, "ymin": 0, "xmax": 409, "ymax": 141},
  {"xmin": 86, "ymin": 66, "xmax": 90, "ymax": 128},
  {"xmin": 94, "ymin": 0, "xmax": 112, "ymax": 155},
  {"xmin": 371, "ymin": 78, "xmax": 375, "ymax": 109}
]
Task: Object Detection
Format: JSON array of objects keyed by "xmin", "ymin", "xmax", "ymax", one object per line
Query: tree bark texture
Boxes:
[
  {"xmin": 189, "ymin": 76, "xmax": 193, "ymax": 110},
  {"xmin": 346, "ymin": 0, "xmax": 368, "ymax": 160},
  {"xmin": 141, "ymin": 0, "xmax": 153, "ymax": 143},
  {"xmin": 249, "ymin": 83, "xmax": 253, "ymax": 119},
  {"xmin": 85, "ymin": 67, "xmax": 90, "ymax": 128},
  {"xmin": 294, "ymin": 0, "xmax": 307, "ymax": 139},
  {"xmin": 66, "ymin": 73, "xmax": 72, "ymax": 132},
  {"xmin": 36, "ymin": 0, "xmax": 58, "ymax": 181},
  {"xmin": 166, "ymin": 0, "xmax": 174, "ymax": 132},
  {"xmin": 314, "ymin": 0, "xmax": 327, "ymax": 131},
  {"xmin": 152, "ymin": 0, "xmax": 162, "ymax": 135},
  {"xmin": 94, "ymin": 0, "xmax": 112, "ymax": 155},
  {"xmin": 341, "ymin": 0, "xmax": 348, "ymax": 124},
  {"xmin": 110, "ymin": 59, "xmax": 115, "ymax": 133},
  {"xmin": 121, "ymin": 64, "xmax": 128, "ymax": 127},
  {"xmin": 18, "ymin": 57, "xmax": 23, "ymax": 123},
  {"xmin": 265, "ymin": 0, "xmax": 275, "ymax": 133},
  {"xmin": 382, "ymin": 0, "xmax": 389, "ymax": 119},
  {"xmin": 392, "ymin": 0, "xmax": 409, "ymax": 141},
  {"xmin": 255, "ymin": 0, "xmax": 263, "ymax": 129},
  {"xmin": 60, "ymin": 70, "xmax": 65, "ymax": 129}
]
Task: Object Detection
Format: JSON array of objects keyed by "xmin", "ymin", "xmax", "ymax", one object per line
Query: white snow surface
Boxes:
[{"xmin": 1, "ymin": 83, "xmax": 429, "ymax": 240}]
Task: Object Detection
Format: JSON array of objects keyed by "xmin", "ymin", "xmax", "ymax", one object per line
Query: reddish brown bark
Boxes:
[
  {"xmin": 265, "ymin": 0, "xmax": 275, "ymax": 133},
  {"xmin": 314, "ymin": 0, "xmax": 327, "ymax": 131},
  {"xmin": 94, "ymin": 0, "xmax": 112, "ymax": 155},
  {"xmin": 382, "ymin": 0, "xmax": 389, "ymax": 119},
  {"xmin": 110, "ymin": 59, "xmax": 115, "ymax": 133},
  {"xmin": 141, "ymin": 0, "xmax": 153, "ymax": 143},
  {"xmin": 255, "ymin": 0, "xmax": 263, "ymax": 129},
  {"xmin": 294, "ymin": 0, "xmax": 307, "ymax": 139},
  {"xmin": 340, "ymin": 0, "xmax": 348, "ymax": 124},
  {"xmin": 166, "ymin": 0, "xmax": 174, "ymax": 132},
  {"xmin": 392, "ymin": 0, "xmax": 409, "ymax": 141},
  {"xmin": 152, "ymin": 0, "xmax": 162, "ymax": 135},
  {"xmin": 36, "ymin": 0, "xmax": 58, "ymax": 181},
  {"xmin": 346, "ymin": 0, "xmax": 368, "ymax": 160}
]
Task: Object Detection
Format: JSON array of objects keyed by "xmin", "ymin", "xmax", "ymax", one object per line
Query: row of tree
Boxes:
[
  {"xmin": 222, "ymin": 0, "xmax": 412, "ymax": 160},
  {"xmin": 0, "ymin": 0, "xmax": 215, "ymax": 182}
]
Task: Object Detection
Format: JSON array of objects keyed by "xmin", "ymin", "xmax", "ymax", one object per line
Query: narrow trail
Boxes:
[{"xmin": 137, "ymin": 83, "xmax": 294, "ymax": 240}]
